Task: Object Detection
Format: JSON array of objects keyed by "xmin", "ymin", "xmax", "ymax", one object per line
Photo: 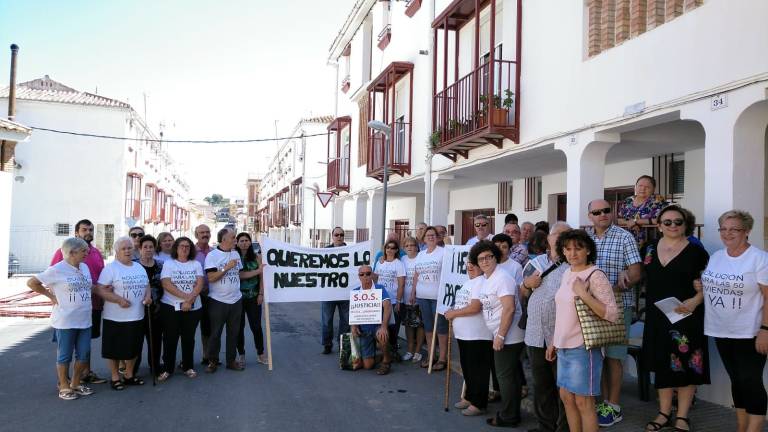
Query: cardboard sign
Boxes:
[
  {"xmin": 348, "ymin": 288, "xmax": 383, "ymax": 325},
  {"xmin": 436, "ymin": 245, "xmax": 471, "ymax": 315}
]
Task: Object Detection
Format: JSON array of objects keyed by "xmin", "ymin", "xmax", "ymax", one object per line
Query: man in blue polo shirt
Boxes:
[{"xmin": 350, "ymin": 265, "xmax": 392, "ymax": 375}]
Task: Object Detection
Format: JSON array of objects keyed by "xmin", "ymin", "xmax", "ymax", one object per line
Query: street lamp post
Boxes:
[
  {"xmin": 305, "ymin": 185, "xmax": 319, "ymax": 247},
  {"xmin": 367, "ymin": 120, "xmax": 392, "ymax": 248}
]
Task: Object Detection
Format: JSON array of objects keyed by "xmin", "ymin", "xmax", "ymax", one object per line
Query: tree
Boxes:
[{"xmin": 204, "ymin": 193, "xmax": 224, "ymax": 206}]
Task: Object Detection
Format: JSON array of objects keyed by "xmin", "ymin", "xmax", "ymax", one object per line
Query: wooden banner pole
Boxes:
[
  {"xmin": 427, "ymin": 308, "xmax": 439, "ymax": 374},
  {"xmin": 443, "ymin": 321, "xmax": 453, "ymax": 411}
]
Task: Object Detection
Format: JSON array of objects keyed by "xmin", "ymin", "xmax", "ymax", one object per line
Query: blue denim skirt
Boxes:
[{"xmin": 557, "ymin": 345, "xmax": 603, "ymax": 396}]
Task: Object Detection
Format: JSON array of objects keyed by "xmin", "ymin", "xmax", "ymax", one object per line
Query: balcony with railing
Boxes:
[
  {"xmin": 366, "ymin": 61, "xmax": 414, "ymax": 182},
  {"xmin": 431, "ymin": 0, "xmax": 521, "ymax": 162},
  {"xmin": 327, "ymin": 116, "xmax": 351, "ymax": 194},
  {"xmin": 367, "ymin": 121, "xmax": 411, "ymax": 181}
]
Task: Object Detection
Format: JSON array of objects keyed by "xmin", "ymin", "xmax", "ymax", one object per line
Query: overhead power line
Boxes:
[{"xmin": 28, "ymin": 126, "xmax": 328, "ymax": 143}]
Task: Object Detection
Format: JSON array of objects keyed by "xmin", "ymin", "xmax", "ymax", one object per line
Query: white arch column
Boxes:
[
  {"xmin": 354, "ymin": 193, "xmax": 368, "ymax": 242},
  {"xmin": 682, "ymin": 87, "xmax": 768, "ymax": 250},
  {"xmin": 556, "ymin": 133, "xmax": 620, "ymax": 228},
  {"xmin": 429, "ymin": 175, "xmax": 453, "ymax": 227},
  {"xmin": 368, "ymin": 189, "xmax": 384, "ymax": 251}
]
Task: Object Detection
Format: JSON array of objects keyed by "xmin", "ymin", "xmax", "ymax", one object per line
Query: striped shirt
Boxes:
[
  {"xmin": 524, "ymin": 254, "xmax": 569, "ymax": 348},
  {"xmin": 587, "ymin": 224, "xmax": 641, "ymax": 309}
]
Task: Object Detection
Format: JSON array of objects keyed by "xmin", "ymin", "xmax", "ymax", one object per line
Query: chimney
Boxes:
[{"xmin": 8, "ymin": 44, "xmax": 18, "ymax": 121}]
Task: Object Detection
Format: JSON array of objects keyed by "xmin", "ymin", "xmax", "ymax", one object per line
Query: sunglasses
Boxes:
[
  {"xmin": 129, "ymin": 232, "xmax": 144, "ymax": 238},
  {"xmin": 589, "ymin": 207, "xmax": 612, "ymax": 216},
  {"xmin": 475, "ymin": 223, "xmax": 488, "ymax": 228},
  {"xmin": 385, "ymin": 246, "xmax": 398, "ymax": 250},
  {"xmin": 660, "ymin": 219, "xmax": 684, "ymax": 227},
  {"xmin": 358, "ymin": 272, "xmax": 372, "ymax": 276},
  {"xmin": 333, "ymin": 233, "xmax": 345, "ymax": 237}
]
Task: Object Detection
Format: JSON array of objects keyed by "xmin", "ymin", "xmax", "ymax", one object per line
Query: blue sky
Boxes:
[{"xmin": 0, "ymin": 0, "xmax": 351, "ymax": 199}]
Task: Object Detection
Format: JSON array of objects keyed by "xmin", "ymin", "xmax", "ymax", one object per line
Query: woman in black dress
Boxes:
[{"xmin": 642, "ymin": 205, "xmax": 709, "ymax": 431}]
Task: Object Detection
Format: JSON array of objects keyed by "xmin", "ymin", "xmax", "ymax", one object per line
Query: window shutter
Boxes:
[
  {"xmin": 358, "ymin": 94, "xmax": 369, "ymax": 166},
  {"xmin": 524, "ymin": 177, "xmax": 542, "ymax": 211},
  {"xmin": 497, "ymin": 182, "xmax": 513, "ymax": 213}
]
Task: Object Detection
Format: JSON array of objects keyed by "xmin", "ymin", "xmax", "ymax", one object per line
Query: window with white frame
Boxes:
[{"xmin": 55, "ymin": 223, "xmax": 70, "ymax": 236}]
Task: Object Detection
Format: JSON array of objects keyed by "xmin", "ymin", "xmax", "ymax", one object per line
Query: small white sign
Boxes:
[
  {"xmin": 710, "ymin": 93, "xmax": 728, "ymax": 111},
  {"xmin": 349, "ymin": 288, "xmax": 383, "ymax": 325},
  {"xmin": 568, "ymin": 135, "xmax": 577, "ymax": 147}
]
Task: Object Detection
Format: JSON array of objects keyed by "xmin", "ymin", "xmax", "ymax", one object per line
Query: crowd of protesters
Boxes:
[{"xmin": 27, "ymin": 174, "xmax": 768, "ymax": 432}]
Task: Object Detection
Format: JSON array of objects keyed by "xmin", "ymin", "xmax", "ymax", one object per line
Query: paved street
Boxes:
[{"xmin": 0, "ymin": 298, "xmax": 762, "ymax": 432}]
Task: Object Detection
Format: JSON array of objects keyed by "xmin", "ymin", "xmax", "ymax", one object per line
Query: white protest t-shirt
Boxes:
[
  {"xmin": 414, "ymin": 246, "xmax": 445, "ymax": 300},
  {"xmin": 374, "ymin": 259, "xmax": 406, "ymax": 304},
  {"xmin": 703, "ymin": 246, "xmax": 768, "ymax": 338},
  {"xmin": 36, "ymin": 261, "xmax": 93, "ymax": 329},
  {"xmin": 498, "ymin": 258, "xmax": 524, "ymax": 285},
  {"xmin": 455, "ymin": 276, "xmax": 492, "ymax": 341},
  {"xmin": 204, "ymin": 248, "xmax": 243, "ymax": 304},
  {"xmin": 160, "ymin": 259, "xmax": 204, "ymax": 311},
  {"xmin": 402, "ymin": 256, "xmax": 418, "ymax": 302},
  {"xmin": 478, "ymin": 266, "xmax": 525, "ymax": 344},
  {"xmin": 98, "ymin": 260, "xmax": 149, "ymax": 322}
]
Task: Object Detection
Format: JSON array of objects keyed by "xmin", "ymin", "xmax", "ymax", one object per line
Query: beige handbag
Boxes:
[{"xmin": 574, "ymin": 269, "xmax": 627, "ymax": 350}]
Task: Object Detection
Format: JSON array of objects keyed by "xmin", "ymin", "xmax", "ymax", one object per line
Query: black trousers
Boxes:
[
  {"xmin": 160, "ymin": 303, "xmax": 201, "ymax": 373},
  {"xmin": 237, "ymin": 296, "xmax": 264, "ymax": 356},
  {"xmin": 457, "ymin": 339, "xmax": 493, "ymax": 409},
  {"xmin": 387, "ymin": 305, "xmax": 403, "ymax": 356},
  {"xmin": 529, "ymin": 345, "xmax": 568, "ymax": 432},
  {"xmin": 134, "ymin": 307, "xmax": 163, "ymax": 376},
  {"xmin": 207, "ymin": 297, "xmax": 243, "ymax": 364},
  {"xmin": 715, "ymin": 337, "xmax": 768, "ymax": 416},
  {"xmin": 495, "ymin": 342, "xmax": 525, "ymax": 423}
]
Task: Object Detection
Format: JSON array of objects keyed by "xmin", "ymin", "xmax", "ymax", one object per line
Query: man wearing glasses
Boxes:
[
  {"xmin": 585, "ymin": 199, "xmax": 642, "ymax": 428},
  {"xmin": 128, "ymin": 226, "xmax": 145, "ymax": 260},
  {"xmin": 351, "ymin": 265, "xmax": 392, "ymax": 373},
  {"xmin": 503, "ymin": 223, "xmax": 530, "ymax": 267},
  {"xmin": 466, "ymin": 215, "xmax": 493, "ymax": 246},
  {"xmin": 321, "ymin": 227, "xmax": 350, "ymax": 354}
]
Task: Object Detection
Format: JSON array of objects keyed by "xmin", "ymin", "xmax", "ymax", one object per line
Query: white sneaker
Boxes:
[
  {"xmin": 412, "ymin": 352, "xmax": 423, "ymax": 363},
  {"xmin": 401, "ymin": 352, "xmax": 414, "ymax": 361}
]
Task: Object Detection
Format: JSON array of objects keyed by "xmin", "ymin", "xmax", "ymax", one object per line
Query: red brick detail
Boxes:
[
  {"xmin": 646, "ymin": 0, "xmax": 664, "ymax": 30},
  {"xmin": 665, "ymin": 0, "xmax": 683, "ymax": 20},
  {"xmin": 405, "ymin": 0, "xmax": 422, "ymax": 17},
  {"xmin": 588, "ymin": 0, "xmax": 603, "ymax": 57},
  {"xmin": 615, "ymin": 0, "xmax": 631, "ymax": 43},
  {"xmin": 601, "ymin": 0, "xmax": 616, "ymax": 50},
  {"xmin": 684, "ymin": 0, "xmax": 703, "ymax": 11},
  {"xmin": 630, "ymin": 0, "xmax": 647, "ymax": 37}
]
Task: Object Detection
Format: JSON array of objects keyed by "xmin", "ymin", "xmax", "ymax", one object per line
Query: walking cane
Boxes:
[
  {"xmin": 146, "ymin": 304, "xmax": 157, "ymax": 386},
  {"xmin": 443, "ymin": 321, "xmax": 452, "ymax": 412}
]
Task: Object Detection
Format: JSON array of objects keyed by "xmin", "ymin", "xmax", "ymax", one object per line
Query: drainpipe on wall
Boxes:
[
  {"xmin": 423, "ymin": 2, "xmax": 436, "ymax": 225},
  {"xmin": 8, "ymin": 44, "xmax": 18, "ymax": 121}
]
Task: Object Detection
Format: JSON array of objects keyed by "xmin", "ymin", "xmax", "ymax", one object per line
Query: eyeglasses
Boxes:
[
  {"xmin": 589, "ymin": 207, "xmax": 612, "ymax": 216},
  {"xmin": 475, "ymin": 223, "xmax": 488, "ymax": 228},
  {"xmin": 333, "ymin": 233, "xmax": 345, "ymax": 237},
  {"xmin": 129, "ymin": 232, "xmax": 144, "ymax": 238},
  {"xmin": 718, "ymin": 228, "xmax": 746, "ymax": 234},
  {"xmin": 358, "ymin": 272, "xmax": 372, "ymax": 277},
  {"xmin": 660, "ymin": 219, "xmax": 684, "ymax": 227},
  {"xmin": 477, "ymin": 254, "xmax": 496, "ymax": 263}
]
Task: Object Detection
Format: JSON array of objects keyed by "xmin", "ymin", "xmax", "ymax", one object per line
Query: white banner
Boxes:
[
  {"xmin": 348, "ymin": 288, "xmax": 383, "ymax": 325},
  {"xmin": 262, "ymin": 238, "xmax": 372, "ymax": 303},
  {"xmin": 436, "ymin": 245, "xmax": 472, "ymax": 315}
]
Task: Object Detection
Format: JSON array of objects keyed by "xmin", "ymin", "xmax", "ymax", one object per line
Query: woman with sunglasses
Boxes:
[
  {"xmin": 411, "ymin": 226, "xmax": 448, "ymax": 370},
  {"xmin": 641, "ymin": 206, "xmax": 709, "ymax": 432},
  {"xmin": 373, "ymin": 238, "xmax": 406, "ymax": 369},
  {"xmin": 701, "ymin": 210, "xmax": 768, "ymax": 432},
  {"xmin": 401, "ymin": 237, "xmax": 425, "ymax": 363}
]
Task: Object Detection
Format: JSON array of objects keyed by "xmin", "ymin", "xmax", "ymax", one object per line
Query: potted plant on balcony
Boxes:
[
  {"xmin": 429, "ymin": 130, "xmax": 442, "ymax": 149},
  {"xmin": 491, "ymin": 89, "xmax": 515, "ymax": 126}
]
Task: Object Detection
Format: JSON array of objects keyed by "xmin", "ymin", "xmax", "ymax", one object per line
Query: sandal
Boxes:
[
  {"xmin": 123, "ymin": 376, "xmax": 145, "ymax": 386},
  {"xmin": 110, "ymin": 380, "xmax": 125, "ymax": 391},
  {"xmin": 70, "ymin": 384, "xmax": 94, "ymax": 396},
  {"xmin": 376, "ymin": 362, "xmax": 391, "ymax": 375},
  {"xmin": 157, "ymin": 372, "xmax": 170, "ymax": 382},
  {"xmin": 645, "ymin": 411, "xmax": 673, "ymax": 431},
  {"xmin": 420, "ymin": 357, "xmax": 434, "ymax": 368},
  {"xmin": 184, "ymin": 369, "xmax": 197, "ymax": 378},
  {"xmin": 432, "ymin": 360, "xmax": 447, "ymax": 371},
  {"xmin": 58, "ymin": 389, "xmax": 78, "ymax": 400},
  {"xmin": 485, "ymin": 412, "xmax": 519, "ymax": 428},
  {"xmin": 673, "ymin": 416, "xmax": 691, "ymax": 432}
]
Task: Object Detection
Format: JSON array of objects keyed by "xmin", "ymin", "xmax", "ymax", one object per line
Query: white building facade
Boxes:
[
  {"xmin": 256, "ymin": 117, "xmax": 336, "ymax": 247},
  {"xmin": 0, "ymin": 76, "xmax": 192, "ymax": 272},
  {"xmin": 326, "ymin": 0, "xmax": 768, "ymax": 407},
  {"xmin": 0, "ymin": 118, "xmax": 31, "ymax": 281}
]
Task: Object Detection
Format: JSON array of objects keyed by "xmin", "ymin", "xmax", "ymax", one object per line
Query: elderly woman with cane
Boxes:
[
  {"xmin": 96, "ymin": 236, "xmax": 152, "ymax": 390},
  {"xmin": 133, "ymin": 234, "xmax": 164, "ymax": 380}
]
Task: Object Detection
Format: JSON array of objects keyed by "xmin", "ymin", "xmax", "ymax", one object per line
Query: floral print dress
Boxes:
[
  {"xmin": 641, "ymin": 240, "xmax": 710, "ymax": 388},
  {"xmin": 618, "ymin": 195, "xmax": 668, "ymax": 248}
]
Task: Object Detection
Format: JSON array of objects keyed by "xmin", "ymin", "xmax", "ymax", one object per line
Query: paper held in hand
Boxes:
[
  {"xmin": 349, "ymin": 289, "xmax": 383, "ymax": 325},
  {"xmin": 654, "ymin": 297, "xmax": 692, "ymax": 324}
]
